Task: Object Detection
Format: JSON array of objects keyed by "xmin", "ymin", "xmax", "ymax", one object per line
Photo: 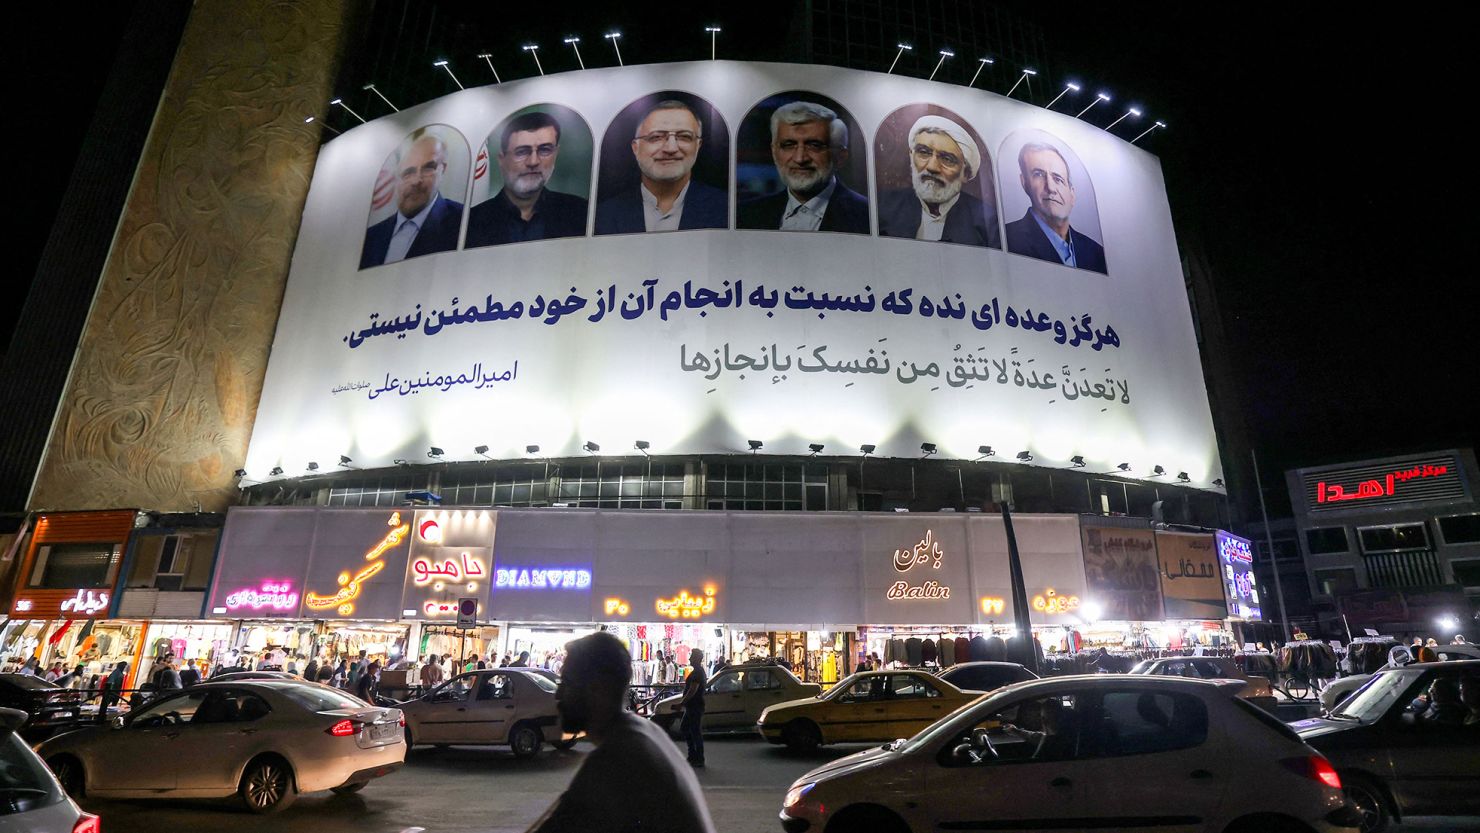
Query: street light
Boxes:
[
  {"xmin": 1070, "ymin": 455, "xmax": 1086, "ymax": 468},
  {"xmin": 1046, "ymin": 82, "xmax": 1080, "ymax": 111},
  {"xmin": 306, "ymin": 461, "xmax": 320, "ymax": 472},
  {"xmin": 705, "ymin": 26, "xmax": 721, "ymax": 60},
  {"xmin": 303, "ymin": 116, "xmax": 341, "ymax": 136},
  {"xmin": 329, "ymin": 98, "xmax": 365, "ymax": 123},
  {"xmin": 887, "ymin": 43, "xmax": 913, "ymax": 74},
  {"xmin": 475, "ymin": 53, "xmax": 502, "ymax": 84},
  {"xmin": 1005, "ymin": 68, "xmax": 1036, "ymax": 99},
  {"xmin": 634, "ymin": 440, "xmax": 651, "ymax": 455},
  {"xmin": 1131, "ymin": 121, "xmax": 1167, "ymax": 144},
  {"xmin": 523, "ymin": 45, "xmax": 544, "ymax": 76},
  {"xmin": 1106, "ymin": 107, "xmax": 1142, "ymax": 132},
  {"xmin": 361, "ymin": 83, "xmax": 399, "ymax": 112},
  {"xmin": 1076, "ymin": 92, "xmax": 1110, "ymax": 119},
  {"xmin": 564, "ymin": 36, "xmax": 585, "ymax": 70},
  {"xmin": 474, "ymin": 445, "xmax": 491, "ymax": 458},
  {"xmin": 428, "ymin": 446, "xmax": 445, "ymax": 459},
  {"xmin": 604, "ymin": 32, "xmax": 624, "ymax": 66},
  {"xmin": 1016, "ymin": 450, "xmax": 1033, "ymax": 462},
  {"xmin": 269, "ymin": 466, "xmax": 284, "ymax": 477},
  {"xmin": 582, "ymin": 441, "xmax": 600, "ymax": 454},
  {"xmin": 432, "ymin": 59, "xmax": 464, "ymax": 90},
  {"xmin": 968, "ymin": 57, "xmax": 994, "ymax": 88},
  {"xmin": 929, "ymin": 49, "xmax": 954, "ymax": 81},
  {"xmin": 808, "ymin": 443, "xmax": 825, "ymax": 456}
]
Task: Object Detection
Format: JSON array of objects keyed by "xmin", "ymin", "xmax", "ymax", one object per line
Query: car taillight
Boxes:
[
  {"xmin": 398, "ymin": 715, "xmax": 406, "ymax": 727},
  {"xmin": 328, "ymin": 719, "xmax": 359, "ymax": 737},
  {"xmin": 72, "ymin": 813, "xmax": 101, "ymax": 833},
  {"xmin": 1281, "ymin": 756, "xmax": 1342, "ymax": 790}
]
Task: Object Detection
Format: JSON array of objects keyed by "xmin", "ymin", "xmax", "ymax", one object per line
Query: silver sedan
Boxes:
[{"xmin": 37, "ymin": 680, "xmax": 404, "ymax": 813}]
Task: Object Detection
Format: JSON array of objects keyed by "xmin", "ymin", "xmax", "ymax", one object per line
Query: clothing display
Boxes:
[
  {"xmin": 938, "ymin": 636, "xmax": 955, "ymax": 667},
  {"xmin": 1279, "ymin": 641, "xmax": 1338, "ymax": 679},
  {"xmin": 920, "ymin": 638, "xmax": 938, "ymax": 666},
  {"xmin": 984, "ymin": 636, "xmax": 1007, "ymax": 662},
  {"xmin": 904, "ymin": 637, "xmax": 923, "ymax": 666},
  {"xmin": 1345, "ymin": 637, "xmax": 1401, "ymax": 676}
]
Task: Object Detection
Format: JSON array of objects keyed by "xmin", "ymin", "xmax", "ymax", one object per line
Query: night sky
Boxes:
[{"xmin": 10, "ymin": 4, "xmax": 1474, "ymax": 517}]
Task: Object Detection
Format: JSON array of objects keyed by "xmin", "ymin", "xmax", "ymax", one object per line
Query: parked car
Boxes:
[
  {"xmin": 651, "ymin": 662, "xmax": 821, "ymax": 735},
  {"xmin": 38, "ymin": 679, "xmax": 404, "ymax": 813},
  {"xmin": 0, "ymin": 706, "xmax": 97, "ymax": 832},
  {"xmin": 1129, "ymin": 656, "xmax": 1277, "ymax": 711},
  {"xmin": 1291, "ymin": 660, "xmax": 1480, "ymax": 833},
  {"xmin": 0, "ymin": 673, "xmax": 86, "ymax": 740},
  {"xmin": 399, "ymin": 668, "xmax": 572, "ymax": 757},
  {"xmin": 937, "ymin": 661, "xmax": 1038, "ymax": 693},
  {"xmin": 758, "ymin": 670, "xmax": 980, "ymax": 752},
  {"xmin": 779, "ymin": 676, "xmax": 1361, "ymax": 833},
  {"xmin": 1320, "ymin": 643, "xmax": 1480, "ymax": 714},
  {"xmin": 205, "ymin": 671, "xmax": 301, "ymax": 683}
]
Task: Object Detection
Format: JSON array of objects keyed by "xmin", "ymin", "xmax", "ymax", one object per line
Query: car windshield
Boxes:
[
  {"xmin": 523, "ymin": 672, "xmax": 557, "ymax": 693},
  {"xmin": 1333, "ymin": 669, "xmax": 1421, "ymax": 721},
  {"xmin": 1129, "ymin": 660, "xmax": 1155, "ymax": 675},
  {"xmin": 278, "ymin": 683, "xmax": 368, "ymax": 711},
  {"xmin": 0, "ymin": 733, "xmax": 59, "ymax": 815}
]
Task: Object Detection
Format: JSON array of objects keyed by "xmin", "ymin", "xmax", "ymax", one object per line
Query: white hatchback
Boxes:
[{"xmin": 779, "ymin": 676, "xmax": 1361, "ymax": 833}]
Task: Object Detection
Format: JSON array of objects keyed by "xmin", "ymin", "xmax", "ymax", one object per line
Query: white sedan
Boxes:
[
  {"xmin": 399, "ymin": 668, "xmax": 572, "ymax": 757},
  {"xmin": 38, "ymin": 680, "xmax": 404, "ymax": 813},
  {"xmin": 779, "ymin": 676, "xmax": 1361, "ymax": 833}
]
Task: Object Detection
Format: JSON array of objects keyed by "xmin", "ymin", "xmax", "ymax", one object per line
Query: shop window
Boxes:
[
  {"xmin": 1437, "ymin": 514, "xmax": 1480, "ymax": 545},
  {"xmin": 124, "ymin": 533, "xmax": 217, "ymax": 592},
  {"xmin": 327, "ymin": 474, "xmax": 425, "ymax": 507},
  {"xmin": 1090, "ymin": 691, "xmax": 1207, "ymax": 757},
  {"xmin": 28, "ymin": 542, "xmax": 121, "ymax": 589},
  {"xmin": 1358, "ymin": 524, "xmax": 1429, "ymax": 553},
  {"xmin": 1092, "ymin": 480, "xmax": 1128, "ymax": 515},
  {"xmin": 1306, "ymin": 527, "xmax": 1349, "ymax": 555},
  {"xmin": 1450, "ymin": 560, "xmax": 1480, "ymax": 588},
  {"xmin": 1315, "ymin": 568, "xmax": 1359, "ymax": 596}
]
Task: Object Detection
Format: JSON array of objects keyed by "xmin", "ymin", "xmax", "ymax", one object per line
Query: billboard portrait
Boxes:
[
  {"xmin": 594, "ymin": 91, "xmax": 730, "ymax": 235},
  {"xmin": 359, "ymin": 125, "xmax": 470, "ymax": 270},
  {"xmin": 735, "ymin": 91, "xmax": 869, "ymax": 235},
  {"xmin": 998, "ymin": 128, "xmax": 1107, "ymax": 274},
  {"xmin": 1080, "ymin": 527, "xmax": 1163, "ymax": 621},
  {"xmin": 874, "ymin": 103, "xmax": 999, "ymax": 249},
  {"xmin": 465, "ymin": 104, "xmax": 593, "ymax": 248}
]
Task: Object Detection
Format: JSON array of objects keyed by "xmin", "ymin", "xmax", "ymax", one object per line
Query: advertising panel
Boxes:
[
  {"xmin": 403, "ymin": 509, "xmax": 495, "ymax": 620},
  {"xmin": 1298, "ymin": 453, "xmax": 1467, "ymax": 513},
  {"xmin": 1154, "ymin": 531, "xmax": 1227, "ymax": 620},
  {"xmin": 859, "ymin": 519, "xmax": 974, "ymax": 626},
  {"xmin": 1080, "ymin": 526, "xmax": 1163, "ymax": 621},
  {"xmin": 1214, "ymin": 530, "xmax": 1262, "ymax": 621},
  {"xmin": 967, "ymin": 514, "xmax": 1087, "ymax": 625},
  {"xmin": 245, "ymin": 60, "xmax": 1222, "ymax": 489},
  {"xmin": 206, "ymin": 508, "xmax": 316, "ymax": 618}
]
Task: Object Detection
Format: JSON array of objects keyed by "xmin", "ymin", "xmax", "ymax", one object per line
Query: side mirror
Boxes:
[{"xmin": 111, "ymin": 715, "xmax": 126, "ymax": 729}]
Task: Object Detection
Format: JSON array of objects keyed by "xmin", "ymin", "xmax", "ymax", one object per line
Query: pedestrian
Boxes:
[
  {"xmin": 524, "ymin": 632, "xmax": 715, "ymax": 833},
  {"xmin": 97, "ymin": 661, "xmax": 127, "ymax": 723},
  {"xmin": 511, "ymin": 651, "xmax": 530, "ymax": 667},
  {"xmin": 316, "ymin": 658, "xmax": 334, "ymax": 684},
  {"xmin": 179, "ymin": 660, "xmax": 201, "ymax": 688},
  {"xmin": 20, "ymin": 657, "xmax": 40, "ymax": 677},
  {"xmin": 303, "ymin": 656, "xmax": 319, "ymax": 683},
  {"xmin": 421, "ymin": 654, "xmax": 445, "ymax": 691},
  {"xmin": 330, "ymin": 658, "xmax": 348, "ymax": 688},
  {"xmin": 677, "ymin": 648, "xmax": 708, "ymax": 767},
  {"xmin": 355, "ymin": 660, "xmax": 382, "ymax": 704},
  {"xmin": 152, "ymin": 657, "xmax": 182, "ymax": 691}
]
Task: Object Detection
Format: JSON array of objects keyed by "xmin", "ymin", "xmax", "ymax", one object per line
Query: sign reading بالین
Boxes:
[{"xmin": 887, "ymin": 530, "xmax": 951, "ymax": 601}]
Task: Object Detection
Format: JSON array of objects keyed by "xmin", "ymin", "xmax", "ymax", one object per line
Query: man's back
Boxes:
[{"xmin": 532, "ymin": 712, "xmax": 715, "ymax": 833}]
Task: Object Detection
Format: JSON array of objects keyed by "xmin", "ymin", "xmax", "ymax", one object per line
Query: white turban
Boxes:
[{"xmin": 908, "ymin": 115, "xmax": 980, "ymax": 180}]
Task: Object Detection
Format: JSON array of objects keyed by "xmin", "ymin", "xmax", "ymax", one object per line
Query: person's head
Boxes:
[
  {"xmin": 115, "ymin": 661, "xmax": 128, "ymax": 674},
  {"xmin": 498, "ymin": 111, "xmax": 562, "ymax": 200},
  {"xmin": 517, "ymin": 651, "xmax": 530, "ymax": 663},
  {"xmin": 556, "ymin": 632, "xmax": 632, "ymax": 734},
  {"xmin": 907, "ymin": 116, "xmax": 979, "ymax": 207},
  {"xmin": 1460, "ymin": 676, "xmax": 1480, "ymax": 711},
  {"xmin": 368, "ymin": 661, "xmax": 382, "ymax": 677},
  {"xmin": 1426, "ymin": 638, "xmax": 1439, "ymax": 647},
  {"xmin": 392, "ymin": 134, "xmax": 448, "ymax": 217},
  {"xmin": 427, "ymin": 654, "xmax": 438, "ymax": 664},
  {"xmin": 770, "ymin": 101, "xmax": 847, "ymax": 196},
  {"xmin": 631, "ymin": 100, "xmax": 702, "ymax": 187},
  {"xmin": 1430, "ymin": 677, "xmax": 1460, "ymax": 706},
  {"xmin": 1017, "ymin": 141, "xmax": 1076, "ymax": 226},
  {"xmin": 690, "ymin": 648, "xmax": 704, "ymax": 669}
]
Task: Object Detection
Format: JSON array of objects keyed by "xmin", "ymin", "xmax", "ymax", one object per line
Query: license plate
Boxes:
[
  {"xmin": 371, "ymin": 723, "xmax": 396, "ymax": 740},
  {"xmin": 54, "ymin": 712, "xmax": 73, "ymax": 719}
]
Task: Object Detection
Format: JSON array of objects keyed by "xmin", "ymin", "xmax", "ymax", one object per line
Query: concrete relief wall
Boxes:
[{"xmin": 30, "ymin": 0, "xmax": 352, "ymax": 512}]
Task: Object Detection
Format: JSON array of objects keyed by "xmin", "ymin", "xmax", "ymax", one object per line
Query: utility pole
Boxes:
[{"xmin": 1251, "ymin": 448, "xmax": 1292, "ymax": 643}]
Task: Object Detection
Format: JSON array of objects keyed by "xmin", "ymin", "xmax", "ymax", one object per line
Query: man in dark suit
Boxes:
[
  {"xmin": 737, "ymin": 101, "xmax": 869, "ymax": 234},
  {"xmin": 360, "ymin": 133, "xmax": 465, "ymax": 268},
  {"xmin": 595, "ymin": 100, "xmax": 727, "ymax": 234},
  {"xmin": 877, "ymin": 115, "xmax": 999, "ymax": 248},
  {"xmin": 1003, "ymin": 141, "xmax": 1107, "ymax": 273},
  {"xmin": 465, "ymin": 110, "xmax": 589, "ymax": 247}
]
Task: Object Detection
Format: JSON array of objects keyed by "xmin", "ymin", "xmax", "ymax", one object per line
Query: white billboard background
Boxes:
[{"xmin": 248, "ymin": 61, "xmax": 1222, "ymax": 487}]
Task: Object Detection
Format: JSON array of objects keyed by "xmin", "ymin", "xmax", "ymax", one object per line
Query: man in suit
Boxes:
[
  {"xmin": 360, "ymin": 133, "xmax": 465, "ymax": 269},
  {"xmin": 877, "ymin": 115, "xmax": 999, "ymax": 248},
  {"xmin": 465, "ymin": 111, "xmax": 589, "ymax": 247},
  {"xmin": 1003, "ymin": 142, "xmax": 1107, "ymax": 273},
  {"xmin": 595, "ymin": 100, "xmax": 726, "ymax": 234},
  {"xmin": 737, "ymin": 101, "xmax": 869, "ymax": 234}
]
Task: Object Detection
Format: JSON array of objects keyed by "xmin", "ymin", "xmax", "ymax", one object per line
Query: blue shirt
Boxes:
[{"xmin": 1030, "ymin": 208, "xmax": 1077, "ymax": 268}]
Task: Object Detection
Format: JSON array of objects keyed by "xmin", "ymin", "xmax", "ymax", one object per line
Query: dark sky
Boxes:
[{"xmin": 11, "ymin": 4, "xmax": 1475, "ymax": 515}]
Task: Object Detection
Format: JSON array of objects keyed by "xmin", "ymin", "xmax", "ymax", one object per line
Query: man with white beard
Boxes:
[
  {"xmin": 737, "ymin": 101, "xmax": 869, "ymax": 233},
  {"xmin": 596, "ymin": 99, "xmax": 727, "ymax": 234},
  {"xmin": 465, "ymin": 110, "xmax": 590, "ymax": 247},
  {"xmin": 1003, "ymin": 140, "xmax": 1107, "ymax": 272},
  {"xmin": 877, "ymin": 115, "xmax": 999, "ymax": 248}
]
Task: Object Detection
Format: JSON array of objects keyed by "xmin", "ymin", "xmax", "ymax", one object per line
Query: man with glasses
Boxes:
[
  {"xmin": 360, "ymin": 132, "xmax": 466, "ymax": 268},
  {"xmin": 596, "ymin": 100, "xmax": 726, "ymax": 234},
  {"xmin": 1004, "ymin": 141, "xmax": 1107, "ymax": 273},
  {"xmin": 737, "ymin": 101, "xmax": 869, "ymax": 234},
  {"xmin": 878, "ymin": 115, "xmax": 999, "ymax": 248},
  {"xmin": 466, "ymin": 111, "xmax": 589, "ymax": 247}
]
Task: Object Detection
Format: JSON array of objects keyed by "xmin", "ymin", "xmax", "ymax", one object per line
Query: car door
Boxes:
[
  {"xmin": 925, "ymin": 691, "xmax": 1086, "ymax": 830},
  {"xmin": 415, "ymin": 673, "xmax": 478, "ymax": 744},
  {"xmin": 103, "ymin": 689, "xmax": 210, "ymax": 791},
  {"xmin": 824, "ymin": 676, "xmax": 891, "ymax": 742},
  {"xmin": 743, "ymin": 669, "xmax": 791, "ymax": 725},
  {"xmin": 703, "ymin": 671, "xmax": 747, "ymax": 730},
  {"xmin": 1374, "ymin": 667, "xmax": 1480, "ymax": 815},
  {"xmin": 174, "ymin": 688, "xmax": 274, "ymax": 792},
  {"xmin": 467, "ymin": 672, "xmax": 514, "ymax": 742},
  {"xmin": 886, "ymin": 674, "xmax": 952, "ymax": 738}
]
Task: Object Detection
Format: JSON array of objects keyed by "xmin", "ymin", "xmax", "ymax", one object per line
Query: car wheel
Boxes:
[
  {"xmin": 403, "ymin": 726, "xmax": 415, "ymax": 748},
  {"xmin": 47, "ymin": 755, "xmax": 83, "ymax": 798},
  {"xmin": 240, "ymin": 755, "xmax": 297, "ymax": 814},
  {"xmin": 1343, "ymin": 776, "xmax": 1391, "ymax": 833},
  {"xmin": 330, "ymin": 781, "xmax": 368, "ymax": 795},
  {"xmin": 782, "ymin": 719, "xmax": 822, "ymax": 753},
  {"xmin": 509, "ymin": 723, "xmax": 543, "ymax": 758}
]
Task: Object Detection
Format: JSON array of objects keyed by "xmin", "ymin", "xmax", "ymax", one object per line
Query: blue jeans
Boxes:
[{"xmin": 680, "ymin": 707, "xmax": 705, "ymax": 763}]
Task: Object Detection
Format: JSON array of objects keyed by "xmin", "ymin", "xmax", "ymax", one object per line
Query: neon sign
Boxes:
[
  {"xmin": 604, "ymin": 598, "xmax": 631, "ymax": 616},
  {"xmin": 423, "ymin": 600, "xmax": 459, "ymax": 616},
  {"xmin": 1314, "ymin": 463, "xmax": 1453, "ymax": 506},
  {"xmin": 1032, "ymin": 588, "xmax": 1080, "ymax": 615},
  {"xmin": 305, "ymin": 512, "xmax": 408, "ymax": 616},
  {"xmin": 1215, "ymin": 531, "xmax": 1261, "ymax": 620},
  {"xmin": 412, "ymin": 553, "xmax": 486, "ymax": 586},
  {"xmin": 59, "ymin": 589, "xmax": 110, "ymax": 616},
  {"xmin": 980, "ymin": 596, "xmax": 1005, "ymax": 615},
  {"xmin": 15, "ymin": 600, "xmax": 32, "ymax": 612},
  {"xmin": 656, "ymin": 586, "xmax": 717, "ymax": 619},
  {"xmin": 495, "ymin": 567, "xmax": 591, "ymax": 590},
  {"xmin": 418, "ymin": 518, "xmax": 443, "ymax": 543},
  {"xmin": 894, "ymin": 529, "xmax": 944, "ymax": 572},
  {"xmin": 225, "ymin": 581, "xmax": 298, "ymax": 612}
]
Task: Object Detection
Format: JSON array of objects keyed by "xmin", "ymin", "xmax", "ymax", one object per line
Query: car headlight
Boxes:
[{"xmin": 784, "ymin": 783, "xmax": 815, "ymax": 811}]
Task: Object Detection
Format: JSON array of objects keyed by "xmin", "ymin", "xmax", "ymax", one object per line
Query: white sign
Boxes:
[{"xmin": 245, "ymin": 61, "xmax": 1220, "ymax": 487}]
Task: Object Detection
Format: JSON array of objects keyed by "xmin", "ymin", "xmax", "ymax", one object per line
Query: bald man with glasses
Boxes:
[
  {"xmin": 595, "ymin": 100, "xmax": 727, "ymax": 235},
  {"xmin": 466, "ymin": 111, "xmax": 590, "ymax": 248},
  {"xmin": 360, "ymin": 132, "xmax": 466, "ymax": 268}
]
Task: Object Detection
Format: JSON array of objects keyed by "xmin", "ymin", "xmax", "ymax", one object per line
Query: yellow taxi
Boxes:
[{"xmin": 758, "ymin": 670, "xmax": 980, "ymax": 751}]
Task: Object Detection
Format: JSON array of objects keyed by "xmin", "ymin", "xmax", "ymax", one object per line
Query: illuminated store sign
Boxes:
[
  {"xmin": 1303, "ymin": 455, "xmax": 1465, "ymax": 512},
  {"xmin": 495, "ymin": 567, "xmax": 591, "ymax": 590},
  {"xmin": 305, "ymin": 511, "xmax": 409, "ymax": 616},
  {"xmin": 1032, "ymin": 588, "xmax": 1080, "ymax": 615},
  {"xmin": 656, "ymin": 587, "xmax": 717, "ymax": 619},
  {"xmin": 423, "ymin": 600, "xmax": 460, "ymax": 616},
  {"xmin": 1215, "ymin": 531, "xmax": 1261, "ymax": 620},
  {"xmin": 411, "ymin": 553, "xmax": 486, "ymax": 587},
  {"xmin": 15, "ymin": 600, "xmax": 32, "ymax": 612},
  {"xmin": 604, "ymin": 598, "xmax": 631, "ymax": 616},
  {"xmin": 888, "ymin": 530, "xmax": 951, "ymax": 601},
  {"xmin": 224, "ymin": 581, "xmax": 298, "ymax": 612},
  {"xmin": 980, "ymin": 597, "xmax": 1005, "ymax": 615},
  {"xmin": 418, "ymin": 518, "xmax": 444, "ymax": 543},
  {"xmin": 60, "ymin": 590, "xmax": 110, "ymax": 616}
]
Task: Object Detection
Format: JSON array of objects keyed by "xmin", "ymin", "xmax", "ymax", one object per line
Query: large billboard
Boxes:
[{"xmin": 245, "ymin": 61, "xmax": 1221, "ymax": 486}]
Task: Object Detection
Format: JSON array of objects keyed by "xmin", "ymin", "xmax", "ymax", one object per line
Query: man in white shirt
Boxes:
[
  {"xmin": 878, "ymin": 114, "xmax": 999, "ymax": 248},
  {"xmin": 527, "ymin": 632, "xmax": 715, "ymax": 833}
]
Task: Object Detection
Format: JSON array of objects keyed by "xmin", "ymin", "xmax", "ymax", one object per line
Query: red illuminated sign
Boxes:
[{"xmin": 1315, "ymin": 464, "xmax": 1449, "ymax": 506}]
